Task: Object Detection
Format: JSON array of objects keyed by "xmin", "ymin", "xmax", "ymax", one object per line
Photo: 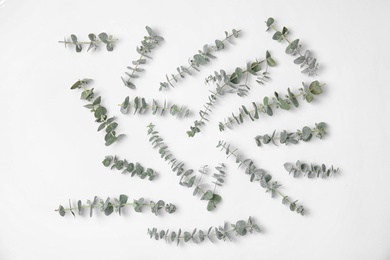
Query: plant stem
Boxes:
[
  {"xmin": 197, "ymin": 60, "xmax": 266, "ymax": 126},
  {"xmin": 218, "ymin": 143, "xmax": 293, "ymax": 205},
  {"xmin": 165, "ymin": 31, "xmax": 241, "ymax": 84}
]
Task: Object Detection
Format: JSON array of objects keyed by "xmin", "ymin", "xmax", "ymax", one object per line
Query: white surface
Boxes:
[{"xmin": 1, "ymin": 0, "xmax": 390, "ymax": 259}]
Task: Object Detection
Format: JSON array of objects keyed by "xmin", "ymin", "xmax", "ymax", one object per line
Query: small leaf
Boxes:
[
  {"xmin": 266, "ymin": 17, "xmax": 274, "ymax": 27},
  {"xmin": 200, "ymin": 190, "xmax": 213, "ymax": 200},
  {"xmin": 286, "ymin": 39, "xmax": 300, "ymax": 54},
  {"xmin": 58, "ymin": 205, "xmax": 65, "ymax": 217},
  {"xmin": 98, "ymin": 32, "xmax": 109, "ymax": 43}
]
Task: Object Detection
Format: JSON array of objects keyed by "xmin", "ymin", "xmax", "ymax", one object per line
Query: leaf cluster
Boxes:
[
  {"xmin": 59, "ymin": 32, "xmax": 115, "ymax": 52},
  {"xmin": 147, "ymin": 216, "xmax": 260, "ymax": 245},
  {"xmin": 265, "ymin": 17, "xmax": 319, "ymax": 76},
  {"xmin": 284, "ymin": 161, "xmax": 339, "ymax": 178},
  {"xmin": 216, "ymin": 141, "xmax": 304, "ymax": 215},
  {"xmin": 159, "ymin": 29, "xmax": 241, "ymax": 91},
  {"xmin": 122, "ymin": 26, "xmax": 164, "ymax": 89},
  {"xmin": 120, "ymin": 96, "xmax": 190, "ymax": 118},
  {"xmin": 70, "ymin": 79, "xmax": 123, "ymax": 146},
  {"xmin": 102, "ymin": 155, "xmax": 156, "ymax": 181},
  {"xmin": 56, "ymin": 194, "xmax": 176, "ymax": 217},
  {"xmin": 255, "ymin": 122, "xmax": 327, "ymax": 146},
  {"xmin": 219, "ymin": 81, "xmax": 324, "ymax": 131},
  {"xmin": 187, "ymin": 53, "xmax": 275, "ymax": 137},
  {"xmin": 147, "ymin": 124, "xmax": 225, "ymax": 211}
]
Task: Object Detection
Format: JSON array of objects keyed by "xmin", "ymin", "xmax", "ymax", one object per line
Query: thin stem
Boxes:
[
  {"xmin": 197, "ymin": 60, "xmax": 266, "ymax": 125},
  {"xmin": 165, "ymin": 31, "xmax": 241, "ymax": 84},
  {"xmin": 126, "ymin": 39, "xmax": 151, "ymax": 83},
  {"xmin": 56, "ymin": 202, "xmax": 153, "ymax": 212},
  {"xmin": 219, "ymin": 143, "xmax": 293, "ymax": 205}
]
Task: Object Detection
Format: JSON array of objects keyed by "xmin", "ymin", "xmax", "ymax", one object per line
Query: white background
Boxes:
[{"xmin": 1, "ymin": 0, "xmax": 390, "ymax": 259}]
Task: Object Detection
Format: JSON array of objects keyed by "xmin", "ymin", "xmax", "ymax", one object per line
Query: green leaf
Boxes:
[
  {"xmin": 104, "ymin": 202, "xmax": 113, "ymax": 216},
  {"xmin": 207, "ymin": 201, "xmax": 216, "ymax": 211},
  {"xmin": 193, "ymin": 54, "xmax": 207, "ymax": 65},
  {"xmin": 286, "ymin": 39, "xmax": 300, "ymax": 54},
  {"xmin": 309, "ymin": 81, "xmax": 322, "ymax": 95},
  {"xmin": 106, "ymin": 42, "xmax": 114, "ymax": 51},
  {"xmin": 215, "ymin": 39, "xmax": 224, "ymax": 50},
  {"xmin": 88, "ymin": 33, "xmax": 96, "ymax": 41},
  {"xmin": 70, "ymin": 34, "xmax": 78, "ymax": 43},
  {"xmin": 184, "ymin": 232, "xmax": 191, "ymax": 242},
  {"xmin": 119, "ymin": 194, "xmax": 128, "ymax": 206},
  {"xmin": 305, "ymin": 93, "xmax": 314, "ymax": 103},
  {"xmin": 279, "ymin": 99, "xmax": 290, "ymax": 110},
  {"xmin": 146, "ymin": 26, "xmax": 156, "ymax": 37},
  {"xmin": 266, "ymin": 17, "xmax": 274, "ymax": 27},
  {"xmin": 235, "ymin": 220, "xmax": 247, "ymax": 236},
  {"xmin": 288, "ymin": 88, "xmax": 299, "ymax": 107},
  {"xmin": 272, "ymin": 31, "xmax": 283, "ymax": 41},
  {"xmin": 94, "ymin": 106, "xmax": 107, "ymax": 118},
  {"xmin": 102, "ymin": 156, "xmax": 113, "ymax": 167},
  {"xmin": 267, "ymin": 57, "xmax": 276, "ymax": 67},
  {"xmin": 302, "ymin": 126, "xmax": 312, "ymax": 141},
  {"xmin": 98, "ymin": 32, "xmax": 109, "ymax": 43},
  {"xmin": 201, "ymin": 190, "xmax": 213, "ymax": 200},
  {"xmin": 58, "ymin": 205, "xmax": 65, "ymax": 217}
]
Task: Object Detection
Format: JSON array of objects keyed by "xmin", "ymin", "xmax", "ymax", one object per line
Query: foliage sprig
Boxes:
[
  {"xmin": 284, "ymin": 161, "xmax": 339, "ymax": 178},
  {"xmin": 255, "ymin": 122, "xmax": 327, "ymax": 146},
  {"xmin": 59, "ymin": 33, "xmax": 115, "ymax": 52},
  {"xmin": 217, "ymin": 141, "xmax": 304, "ymax": 215},
  {"xmin": 70, "ymin": 79, "xmax": 123, "ymax": 146},
  {"xmin": 218, "ymin": 81, "xmax": 325, "ymax": 131},
  {"xmin": 119, "ymin": 96, "xmax": 190, "ymax": 118},
  {"xmin": 147, "ymin": 216, "xmax": 260, "ymax": 245},
  {"xmin": 121, "ymin": 26, "xmax": 164, "ymax": 89},
  {"xmin": 265, "ymin": 17, "xmax": 319, "ymax": 76},
  {"xmin": 102, "ymin": 155, "xmax": 156, "ymax": 181},
  {"xmin": 159, "ymin": 29, "xmax": 241, "ymax": 91},
  {"xmin": 147, "ymin": 123, "xmax": 225, "ymax": 211},
  {"xmin": 187, "ymin": 52, "xmax": 275, "ymax": 137},
  {"xmin": 56, "ymin": 194, "xmax": 176, "ymax": 217}
]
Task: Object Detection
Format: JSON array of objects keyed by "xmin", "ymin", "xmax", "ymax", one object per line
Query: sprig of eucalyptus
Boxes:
[
  {"xmin": 284, "ymin": 161, "xmax": 339, "ymax": 178},
  {"xmin": 159, "ymin": 29, "xmax": 241, "ymax": 91},
  {"xmin": 102, "ymin": 155, "xmax": 156, "ymax": 181},
  {"xmin": 58, "ymin": 33, "xmax": 115, "ymax": 52},
  {"xmin": 217, "ymin": 141, "xmax": 305, "ymax": 215},
  {"xmin": 119, "ymin": 96, "xmax": 190, "ymax": 118},
  {"xmin": 265, "ymin": 17, "xmax": 319, "ymax": 76},
  {"xmin": 147, "ymin": 216, "xmax": 260, "ymax": 245},
  {"xmin": 147, "ymin": 123, "xmax": 224, "ymax": 211},
  {"xmin": 122, "ymin": 26, "xmax": 164, "ymax": 89},
  {"xmin": 70, "ymin": 79, "xmax": 123, "ymax": 146},
  {"xmin": 187, "ymin": 52, "xmax": 275, "ymax": 137},
  {"xmin": 218, "ymin": 80, "xmax": 325, "ymax": 131},
  {"xmin": 255, "ymin": 122, "xmax": 327, "ymax": 146},
  {"xmin": 56, "ymin": 194, "xmax": 176, "ymax": 217}
]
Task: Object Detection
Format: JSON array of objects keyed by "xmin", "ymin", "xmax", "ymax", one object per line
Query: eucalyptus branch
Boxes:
[
  {"xmin": 265, "ymin": 17, "xmax": 319, "ymax": 76},
  {"xmin": 122, "ymin": 26, "xmax": 164, "ymax": 89},
  {"xmin": 159, "ymin": 29, "xmax": 241, "ymax": 91},
  {"xmin": 102, "ymin": 155, "xmax": 156, "ymax": 181},
  {"xmin": 255, "ymin": 122, "xmax": 327, "ymax": 146},
  {"xmin": 216, "ymin": 141, "xmax": 305, "ymax": 215},
  {"xmin": 218, "ymin": 80, "xmax": 325, "ymax": 131},
  {"xmin": 119, "ymin": 96, "xmax": 190, "ymax": 118},
  {"xmin": 70, "ymin": 79, "xmax": 123, "ymax": 146},
  {"xmin": 147, "ymin": 123, "xmax": 223, "ymax": 211},
  {"xmin": 56, "ymin": 194, "xmax": 176, "ymax": 217},
  {"xmin": 187, "ymin": 52, "xmax": 275, "ymax": 137},
  {"xmin": 284, "ymin": 161, "xmax": 339, "ymax": 178},
  {"xmin": 147, "ymin": 216, "xmax": 260, "ymax": 245},
  {"xmin": 58, "ymin": 33, "xmax": 116, "ymax": 52}
]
